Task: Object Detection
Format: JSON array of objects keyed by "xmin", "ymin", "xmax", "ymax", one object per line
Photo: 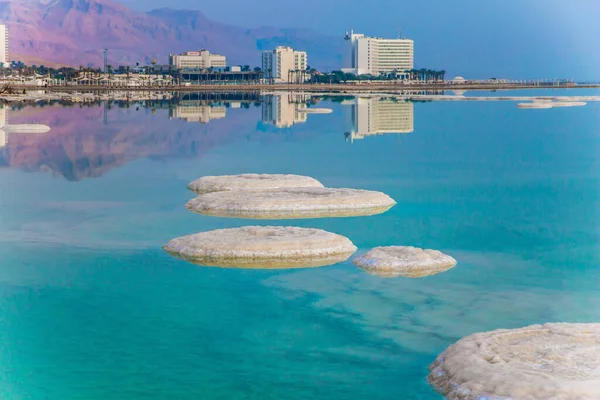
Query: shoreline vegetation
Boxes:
[{"xmin": 1, "ymin": 82, "xmax": 598, "ymax": 103}]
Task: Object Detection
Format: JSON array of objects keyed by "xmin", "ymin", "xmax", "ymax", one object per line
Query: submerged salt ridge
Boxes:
[{"xmin": 163, "ymin": 226, "xmax": 357, "ymax": 269}]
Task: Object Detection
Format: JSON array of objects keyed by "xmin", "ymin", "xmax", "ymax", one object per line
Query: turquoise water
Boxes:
[{"xmin": 1, "ymin": 93, "xmax": 600, "ymax": 399}]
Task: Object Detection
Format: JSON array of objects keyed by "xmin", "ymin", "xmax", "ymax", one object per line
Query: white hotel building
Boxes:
[
  {"xmin": 169, "ymin": 50, "xmax": 227, "ymax": 70},
  {"xmin": 262, "ymin": 46, "xmax": 307, "ymax": 83},
  {"xmin": 0, "ymin": 24, "xmax": 9, "ymax": 67},
  {"xmin": 342, "ymin": 30, "xmax": 414, "ymax": 76}
]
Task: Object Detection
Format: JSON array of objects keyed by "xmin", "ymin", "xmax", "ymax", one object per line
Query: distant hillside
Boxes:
[{"xmin": 0, "ymin": 0, "xmax": 342, "ymax": 69}]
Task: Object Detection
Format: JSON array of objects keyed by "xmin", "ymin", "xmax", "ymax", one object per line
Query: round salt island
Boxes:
[
  {"xmin": 187, "ymin": 173, "xmax": 324, "ymax": 194},
  {"xmin": 297, "ymin": 108, "xmax": 333, "ymax": 114},
  {"xmin": 428, "ymin": 323, "xmax": 600, "ymax": 400},
  {"xmin": 353, "ymin": 246, "xmax": 456, "ymax": 278},
  {"xmin": 517, "ymin": 102, "xmax": 553, "ymax": 109},
  {"xmin": 163, "ymin": 226, "xmax": 357, "ymax": 269},
  {"xmin": 186, "ymin": 187, "xmax": 396, "ymax": 219}
]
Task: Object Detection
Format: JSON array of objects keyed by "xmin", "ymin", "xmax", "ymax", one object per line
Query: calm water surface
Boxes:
[{"xmin": 1, "ymin": 92, "xmax": 599, "ymax": 399}]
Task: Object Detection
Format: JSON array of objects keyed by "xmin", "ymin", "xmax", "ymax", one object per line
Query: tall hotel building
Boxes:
[
  {"xmin": 262, "ymin": 46, "xmax": 307, "ymax": 83},
  {"xmin": 0, "ymin": 25, "xmax": 8, "ymax": 67},
  {"xmin": 342, "ymin": 30, "xmax": 413, "ymax": 76}
]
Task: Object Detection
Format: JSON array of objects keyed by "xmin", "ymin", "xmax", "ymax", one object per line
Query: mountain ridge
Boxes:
[{"xmin": 0, "ymin": 0, "xmax": 342, "ymax": 69}]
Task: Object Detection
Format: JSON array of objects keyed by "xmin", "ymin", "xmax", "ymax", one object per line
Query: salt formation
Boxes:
[
  {"xmin": 428, "ymin": 323, "xmax": 600, "ymax": 400},
  {"xmin": 551, "ymin": 101, "xmax": 587, "ymax": 107},
  {"xmin": 186, "ymin": 187, "xmax": 396, "ymax": 219},
  {"xmin": 163, "ymin": 226, "xmax": 357, "ymax": 269},
  {"xmin": 517, "ymin": 102, "xmax": 553, "ymax": 109},
  {"xmin": 187, "ymin": 173, "xmax": 324, "ymax": 194},
  {"xmin": 352, "ymin": 246, "xmax": 456, "ymax": 278},
  {"xmin": 297, "ymin": 108, "xmax": 333, "ymax": 114}
]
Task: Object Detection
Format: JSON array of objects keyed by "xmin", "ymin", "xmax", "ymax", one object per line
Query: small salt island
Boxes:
[
  {"xmin": 551, "ymin": 101, "xmax": 587, "ymax": 107},
  {"xmin": 296, "ymin": 108, "xmax": 333, "ymax": 114},
  {"xmin": 186, "ymin": 187, "xmax": 396, "ymax": 219},
  {"xmin": 352, "ymin": 246, "xmax": 456, "ymax": 278},
  {"xmin": 187, "ymin": 173, "xmax": 324, "ymax": 194},
  {"xmin": 428, "ymin": 323, "xmax": 600, "ymax": 400},
  {"xmin": 517, "ymin": 102, "xmax": 553, "ymax": 109},
  {"xmin": 163, "ymin": 226, "xmax": 357, "ymax": 269}
]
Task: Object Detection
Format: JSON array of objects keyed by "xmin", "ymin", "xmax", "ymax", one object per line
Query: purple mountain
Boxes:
[{"xmin": 0, "ymin": 0, "xmax": 342, "ymax": 69}]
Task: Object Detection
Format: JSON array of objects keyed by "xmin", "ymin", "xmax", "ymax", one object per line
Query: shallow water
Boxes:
[{"xmin": 1, "ymin": 92, "xmax": 600, "ymax": 399}]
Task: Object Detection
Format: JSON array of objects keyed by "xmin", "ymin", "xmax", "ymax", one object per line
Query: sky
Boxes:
[{"xmin": 116, "ymin": 0, "xmax": 600, "ymax": 80}]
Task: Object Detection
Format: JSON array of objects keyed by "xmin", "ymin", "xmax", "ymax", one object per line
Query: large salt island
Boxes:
[
  {"xmin": 428, "ymin": 323, "xmax": 600, "ymax": 400},
  {"xmin": 163, "ymin": 226, "xmax": 357, "ymax": 269},
  {"xmin": 186, "ymin": 187, "xmax": 396, "ymax": 219},
  {"xmin": 187, "ymin": 173, "xmax": 324, "ymax": 194}
]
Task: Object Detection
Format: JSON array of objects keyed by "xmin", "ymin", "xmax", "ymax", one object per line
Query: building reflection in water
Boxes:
[
  {"xmin": 344, "ymin": 97, "xmax": 414, "ymax": 143},
  {"xmin": 170, "ymin": 102, "xmax": 227, "ymax": 123},
  {"xmin": 0, "ymin": 105, "xmax": 51, "ymax": 148},
  {"xmin": 262, "ymin": 94, "xmax": 309, "ymax": 128}
]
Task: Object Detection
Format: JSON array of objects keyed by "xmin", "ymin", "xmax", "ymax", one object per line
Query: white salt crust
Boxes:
[
  {"xmin": 518, "ymin": 103, "xmax": 553, "ymax": 109},
  {"xmin": 187, "ymin": 174, "xmax": 324, "ymax": 194},
  {"xmin": 163, "ymin": 226, "xmax": 357, "ymax": 269},
  {"xmin": 297, "ymin": 108, "xmax": 333, "ymax": 114},
  {"xmin": 186, "ymin": 187, "xmax": 396, "ymax": 219},
  {"xmin": 352, "ymin": 246, "xmax": 457, "ymax": 278},
  {"xmin": 551, "ymin": 101, "xmax": 587, "ymax": 107},
  {"xmin": 428, "ymin": 323, "xmax": 600, "ymax": 400}
]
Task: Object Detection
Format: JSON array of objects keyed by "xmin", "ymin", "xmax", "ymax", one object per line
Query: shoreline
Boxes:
[
  {"xmin": 8, "ymin": 82, "xmax": 600, "ymax": 94},
  {"xmin": 2, "ymin": 82, "xmax": 599, "ymax": 104}
]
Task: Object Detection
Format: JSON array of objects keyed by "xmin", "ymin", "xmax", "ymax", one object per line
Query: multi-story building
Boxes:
[
  {"xmin": 262, "ymin": 46, "xmax": 307, "ymax": 83},
  {"xmin": 169, "ymin": 50, "xmax": 227, "ymax": 70},
  {"xmin": 262, "ymin": 94, "xmax": 308, "ymax": 128},
  {"xmin": 345, "ymin": 97, "xmax": 414, "ymax": 142},
  {"xmin": 342, "ymin": 30, "xmax": 413, "ymax": 76},
  {"xmin": 0, "ymin": 25, "xmax": 9, "ymax": 67}
]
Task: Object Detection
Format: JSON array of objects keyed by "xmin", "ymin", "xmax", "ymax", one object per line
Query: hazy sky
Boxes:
[{"xmin": 117, "ymin": 0, "xmax": 600, "ymax": 80}]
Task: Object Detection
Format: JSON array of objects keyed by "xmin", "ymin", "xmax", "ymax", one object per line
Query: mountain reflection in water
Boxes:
[{"xmin": 0, "ymin": 93, "xmax": 416, "ymax": 181}]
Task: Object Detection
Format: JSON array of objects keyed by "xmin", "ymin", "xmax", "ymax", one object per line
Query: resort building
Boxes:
[
  {"xmin": 0, "ymin": 25, "xmax": 8, "ymax": 67},
  {"xmin": 171, "ymin": 104, "xmax": 227, "ymax": 123},
  {"xmin": 169, "ymin": 50, "xmax": 227, "ymax": 70},
  {"xmin": 262, "ymin": 46, "xmax": 308, "ymax": 83},
  {"xmin": 342, "ymin": 30, "xmax": 413, "ymax": 76},
  {"xmin": 262, "ymin": 94, "xmax": 308, "ymax": 128},
  {"xmin": 345, "ymin": 97, "xmax": 414, "ymax": 142}
]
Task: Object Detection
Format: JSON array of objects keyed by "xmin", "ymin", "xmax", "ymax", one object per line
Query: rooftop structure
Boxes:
[
  {"xmin": 342, "ymin": 30, "xmax": 414, "ymax": 76},
  {"xmin": 169, "ymin": 50, "xmax": 227, "ymax": 70},
  {"xmin": 262, "ymin": 46, "xmax": 307, "ymax": 83}
]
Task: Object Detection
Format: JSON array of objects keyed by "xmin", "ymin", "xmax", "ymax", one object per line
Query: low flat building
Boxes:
[
  {"xmin": 262, "ymin": 46, "xmax": 307, "ymax": 83},
  {"xmin": 342, "ymin": 30, "xmax": 413, "ymax": 76},
  {"xmin": 169, "ymin": 50, "xmax": 227, "ymax": 70}
]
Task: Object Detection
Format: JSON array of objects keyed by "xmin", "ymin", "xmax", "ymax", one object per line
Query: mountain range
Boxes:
[{"xmin": 0, "ymin": 0, "xmax": 342, "ymax": 69}]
